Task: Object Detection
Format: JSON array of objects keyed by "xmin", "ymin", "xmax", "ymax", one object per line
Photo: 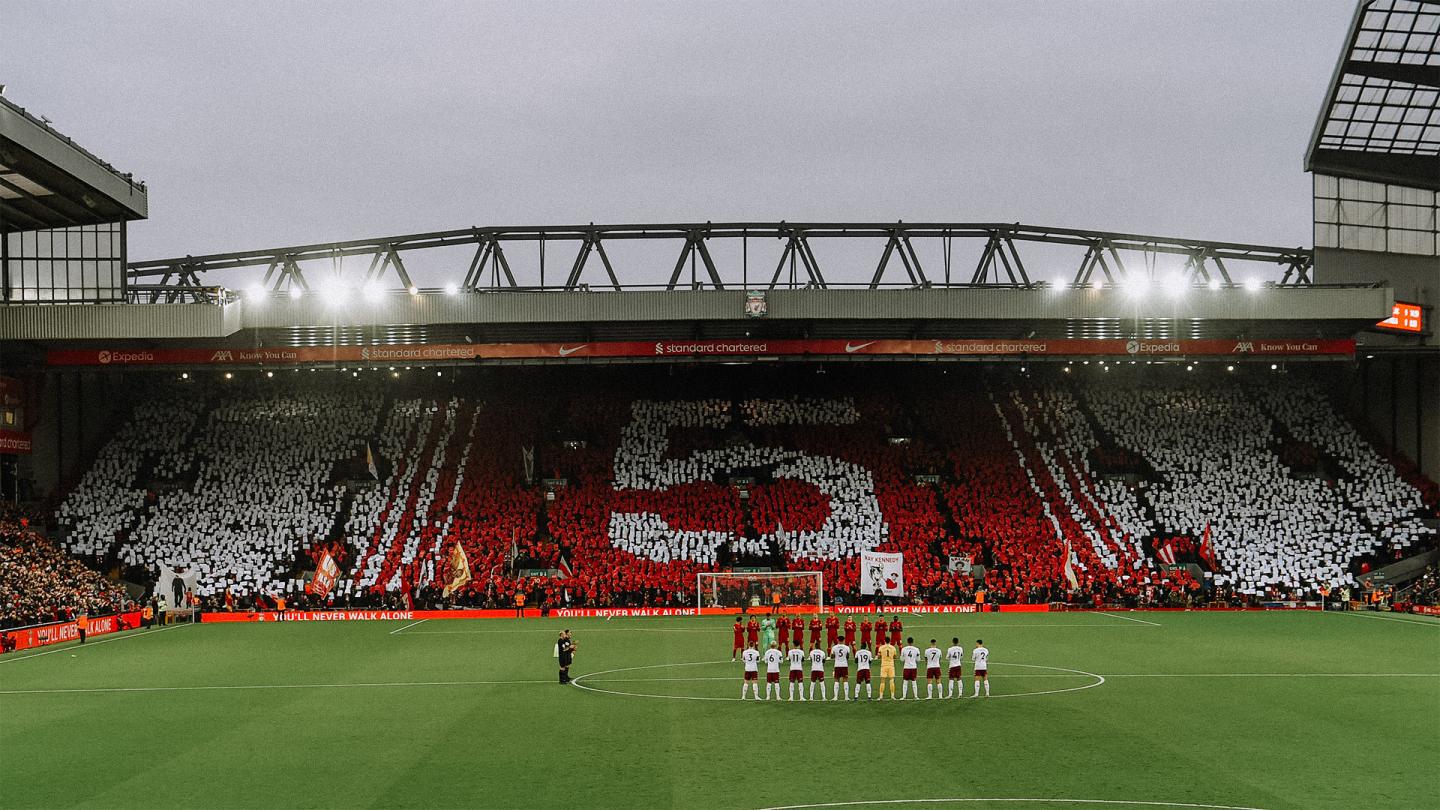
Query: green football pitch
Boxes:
[{"xmin": 2, "ymin": 611, "xmax": 1437, "ymax": 810}]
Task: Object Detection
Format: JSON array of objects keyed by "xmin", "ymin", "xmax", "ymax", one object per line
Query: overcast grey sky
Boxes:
[{"xmin": 6, "ymin": 1, "xmax": 1355, "ymax": 283}]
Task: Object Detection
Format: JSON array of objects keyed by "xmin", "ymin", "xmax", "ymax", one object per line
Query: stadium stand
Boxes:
[
  {"xmin": 51, "ymin": 370, "xmax": 1437, "ymax": 609},
  {"xmin": 1, "ymin": 514, "xmax": 130, "ymax": 629}
]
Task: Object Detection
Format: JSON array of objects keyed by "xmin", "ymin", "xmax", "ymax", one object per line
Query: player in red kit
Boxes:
[
  {"xmin": 889, "ymin": 615, "xmax": 903, "ymax": 647},
  {"xmin": 776, "ymin": 615, "xmax": 790, "ymax": 651},
  {"xmin": 859, "ymin": 618, "xmax": 873, "ymax": 649},
  {"xmin": 825, "ymin": 614, "xmax": 840, "ymax": 647},
  {"xmin": 843, "ymin": 617, "xmax": 856, "ymax": 646},
  {"xmin": 732, "ymin": 619, "xmax": 744, "ymax": 661},
  {"xmin": 746, "ymin": 617, "xmax": 760, "ymax": 649},
  {"xmin": 808, "ymin": 615, "xmax": 822, "ymax": 648},
  {"xmin": 791, "ymin": 616, "xmax": 804, "ymax": 649}
]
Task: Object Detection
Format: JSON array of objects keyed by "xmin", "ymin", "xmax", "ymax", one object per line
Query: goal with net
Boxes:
[{"xmin": 696, "ymin": 571, "xmax": 824, "ymax": 613}]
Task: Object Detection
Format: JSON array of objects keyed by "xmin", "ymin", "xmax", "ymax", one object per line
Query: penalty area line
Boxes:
[
  {"xmin": 389, "ymin": 618, "xmax": 429, "ymax": 635},
  {"xmin": 1097, "ymin": 612, "xmax": 1161, "ymax": 627}
]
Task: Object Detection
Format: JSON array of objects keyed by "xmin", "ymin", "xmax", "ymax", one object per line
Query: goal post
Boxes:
[{"xmin": 696, "ymin": 571, "xmax": 824, "ymax": 613}]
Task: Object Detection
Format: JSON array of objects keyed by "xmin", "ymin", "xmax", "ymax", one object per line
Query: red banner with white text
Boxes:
[{"xmin": 1, "ymin": 611, "xmax": 145, "ymax": 653}]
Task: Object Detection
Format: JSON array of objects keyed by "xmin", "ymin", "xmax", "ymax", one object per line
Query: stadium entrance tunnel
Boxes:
[{"xmin": 571, "ymin": 660, "xmax": 1104, "ymax": 702}]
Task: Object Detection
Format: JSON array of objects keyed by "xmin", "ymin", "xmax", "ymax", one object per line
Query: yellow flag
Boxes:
[{"xmin": 442, "ymin": 544, "xmax": 472, "ymax": 597}]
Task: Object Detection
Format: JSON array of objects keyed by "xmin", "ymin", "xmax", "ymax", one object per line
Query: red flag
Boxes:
[
  {"xmin": 558, "ymin": 553, "xmax": 575, "ymax": 580},
  {"xmin": 1198, "ymin": 524, "xmax": 1217, "ymax": 571}
]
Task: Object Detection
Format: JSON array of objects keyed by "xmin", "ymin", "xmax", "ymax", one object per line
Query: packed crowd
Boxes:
[
  {"xmin": 49, "ymin": 374, "xmax": 1437, "ymax": 610},
  {"xmin": 1, "ymin": 516, "xmax": 129, "ymax": 629}
]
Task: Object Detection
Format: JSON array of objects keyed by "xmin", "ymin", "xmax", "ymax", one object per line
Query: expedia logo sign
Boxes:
[
  {"xmin": 1127, "ymin": 340, "xmax": 1181, "ymax": 355},
  {"xmin": 97, "ymin": 350, "xmax": 154, "ymax": 365}
]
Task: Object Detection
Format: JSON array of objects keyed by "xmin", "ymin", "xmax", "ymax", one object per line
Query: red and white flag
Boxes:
[
  {"xmin": 1198, "ymin": 524, "xmax": 1218, "ymax": 571},
  {"xmin": 1062, "ymin": 538, "xmax": 1080, "ymax": 590},
  {"xmin": 310, "ymin": 552, "xmax": 340, "ymax": 598},
  {"xmin": 1156, "ymin": 541, "xmax": 1177, "ymax": 566}
]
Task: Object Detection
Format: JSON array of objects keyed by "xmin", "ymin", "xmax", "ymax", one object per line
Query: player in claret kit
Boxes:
[
  {"xmin": 899, "ymin": 637, "xmax": 921, "ymax": 700},
  {"xmin": 808, "ymin": 644, "xmax": 828, "ymax": 701},
  {"xmin": 787, "ymin": 643, "xmax": 807, "ymax": 701},
  {"xmin": 732, "ymin": 619, "xmax": 744, "ymax": 661},
  {"xmin": 776, "ymin": 615, "xmax": 791, "ymax": 651},
  {"xmin": 945, "ymin": 637, "xmax": 966, "ymax": 698},
  {"xmin": 825, "ymin": 613, "xmax": 840, "ymax": 647},
  {"xmin": 791, "ymin": 614, "xmax": 804, "ymax": 650},
  {"xmin": 746, "ymin": 617, "xmax": 760, "ymax": 651},
  {"xmin": 741, "ymin": 645, "xmax": 761, "ymax": 700},
  {"xmin": 854, "ymin": 645, "xmax": 874, "ymax": 699},
  {"xmin": 808, "ymin": 614, "xmax": 823, "ymax": 649},
  {"xmin": 859, "ymin": 617, "xmax": 873, "ymax": 650},
  {"xmin": 971, "ymin": 639, "xmax": 990, "ymax": 697},
  {"xmin": 843, "ymin": 616, "xmax": 856, "ymax": 646},
  {"xmin": 924, "ymin": 639, "xmax": 943, "ymax": 699},
  {"xmin": 829, "ymin": 638, "xmax": 853, "ymax": 701},
  {"xmin": 763, "ymin": 643, "xmax": 784, "ymax": 700}
]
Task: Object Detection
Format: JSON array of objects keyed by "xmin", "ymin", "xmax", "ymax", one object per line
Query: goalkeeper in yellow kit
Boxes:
[{"xmin": 875, "ymin": 639, "xmax": 898, "ymax": 700}]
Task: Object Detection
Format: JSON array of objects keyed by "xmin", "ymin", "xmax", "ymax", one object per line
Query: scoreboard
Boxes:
[{"xmin": 1376, "ymin": 302, "xmax": 1424, "ymax": 333}]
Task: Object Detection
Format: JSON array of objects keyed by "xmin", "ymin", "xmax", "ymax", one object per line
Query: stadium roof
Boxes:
[
  {"xmin": 0, "ymin": 94, "xmax": 148, "ymax": 232},
  {"xmin": 1306, "ymin": 0, "xmax": 1440, "ymax": 190}
]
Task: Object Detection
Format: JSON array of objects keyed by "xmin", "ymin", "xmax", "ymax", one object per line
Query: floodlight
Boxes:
[
  {"xmin": 288, "ymin": 286, "xmax": 303, "ymax": 300},
  {"xmin": 1207, "ymin": 279, "xmax": 1221, "ymax": 291},
  {"xmin": 1244, "ymin": 278, "xmax": 1262, "ymax": 292},
  {"xmin": 444, "ymin": 282, "xmax": 459, "ymax": 296}
]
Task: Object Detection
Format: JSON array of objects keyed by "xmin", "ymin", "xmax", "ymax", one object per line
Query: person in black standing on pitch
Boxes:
[{"xmin": 557, "ymin": 629, "xmax": 576, "ymax": 684}]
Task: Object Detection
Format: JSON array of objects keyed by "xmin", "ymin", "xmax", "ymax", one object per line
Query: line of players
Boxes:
[
  {"xmin": 732, "ymin": 614, "xmax": 906, "ymax": 659},
  {"xmin": 740, "ymin": 636, "xmax": 990, "ymax": 700}
]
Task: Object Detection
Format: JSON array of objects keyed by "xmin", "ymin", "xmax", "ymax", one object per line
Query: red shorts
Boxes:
[
  {"xmin": 856, "ymin": 669, "xmax": 871, "ymax": 682},
  {"xmin": 810, "ymin": 670, "xmax": 825, "ymax": 682},
  {"xmin": 747, "ymin": 635, "xmax": 758, "ymax": 646},
  {"xmin": 949, "ymin": 666, "xmax": 963, "ymax": 679},
  {"xmin": 733, "ymin": 638, "xmax": 743, "ymax": 648},
  {"xmin": 766, "ymin": 672, "xmax": 779, "ymax": 683},
  {"xmin": 926, "ymin": 667, "xmax": 941, "ymax": 679},
  {"xmin": 902, "ymin": 668, "xmax": 917, "ymax": 681},
  {"xmin": 975, "ymin": 669, "xmax": 987, "ymax": 678},
  {"xmin": 789, "ymin": 670, "xmax": 803, "ymax": 682},
  {"xmin": 744, "ymin": 671, "xmax": 757, "ymax": 681},
  {"xmin": 833, "ymin": 666, "xmax": 848, "ymax": 680},
  {"xmin": 891, "ymin": 634, "xmax": 901, "ymax": 645}
]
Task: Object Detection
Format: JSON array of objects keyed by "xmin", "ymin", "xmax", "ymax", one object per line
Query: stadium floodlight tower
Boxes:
[{"xmin": 697, "ymin": 570, "xmax": 824, "ymax": 614}]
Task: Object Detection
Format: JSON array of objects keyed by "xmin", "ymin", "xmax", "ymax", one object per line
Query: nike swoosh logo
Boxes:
[
  {"xmin": 558, "ymin": 345, "xmax": 587, "ymax": 357},
  {"xmin": 845, "ymin": 341, "xmax": 877, "ymax": 353}
]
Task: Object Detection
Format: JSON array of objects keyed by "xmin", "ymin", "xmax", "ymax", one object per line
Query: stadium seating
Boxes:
[
  {"xmin": 52, "ymin": 371, "xmax": 1436, "ymax": 607},
  {"xmin": 1, "ymin": 517, "xmax": 130, "ymax": 629}
]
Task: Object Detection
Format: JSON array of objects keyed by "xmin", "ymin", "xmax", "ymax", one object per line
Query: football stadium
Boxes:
[{"xmin": 1, "ymin": 2, "xmax": 1438, "ymax": 809}]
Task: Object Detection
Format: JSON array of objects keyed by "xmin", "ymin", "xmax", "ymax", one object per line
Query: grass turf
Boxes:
[{"xmin": 1, "ymin": 610, "xmax": 1437, "ymax": 810}]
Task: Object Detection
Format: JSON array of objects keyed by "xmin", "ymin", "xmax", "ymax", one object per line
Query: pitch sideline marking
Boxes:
[
  {"xmin": 0, "ymin": 623, "xmax": 188, "ymax": 666},
  {"xmin": 754, "ymin": 799, "xmax": 1271, "ymax": 810},
  {"xmin": 1097, "ymin": 612, "xmax": 1161, "ymax": 627},
  {"xmin": 389, "ymin": 618, "xmax": 429, "ymax": 635},
  {"xmin": 571, "ymin": 660, "xmax": 1105, "ymax": 702}
]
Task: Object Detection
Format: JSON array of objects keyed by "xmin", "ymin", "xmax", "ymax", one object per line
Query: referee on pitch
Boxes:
[{"xmin": 557, "ymin": 629, "xmax": 576, "ymax": 684}]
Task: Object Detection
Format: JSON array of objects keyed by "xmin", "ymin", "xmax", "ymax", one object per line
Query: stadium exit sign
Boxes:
[{"xmin": 1376, "ymin": 302, "xmax": 1424, "ymax": 333}]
